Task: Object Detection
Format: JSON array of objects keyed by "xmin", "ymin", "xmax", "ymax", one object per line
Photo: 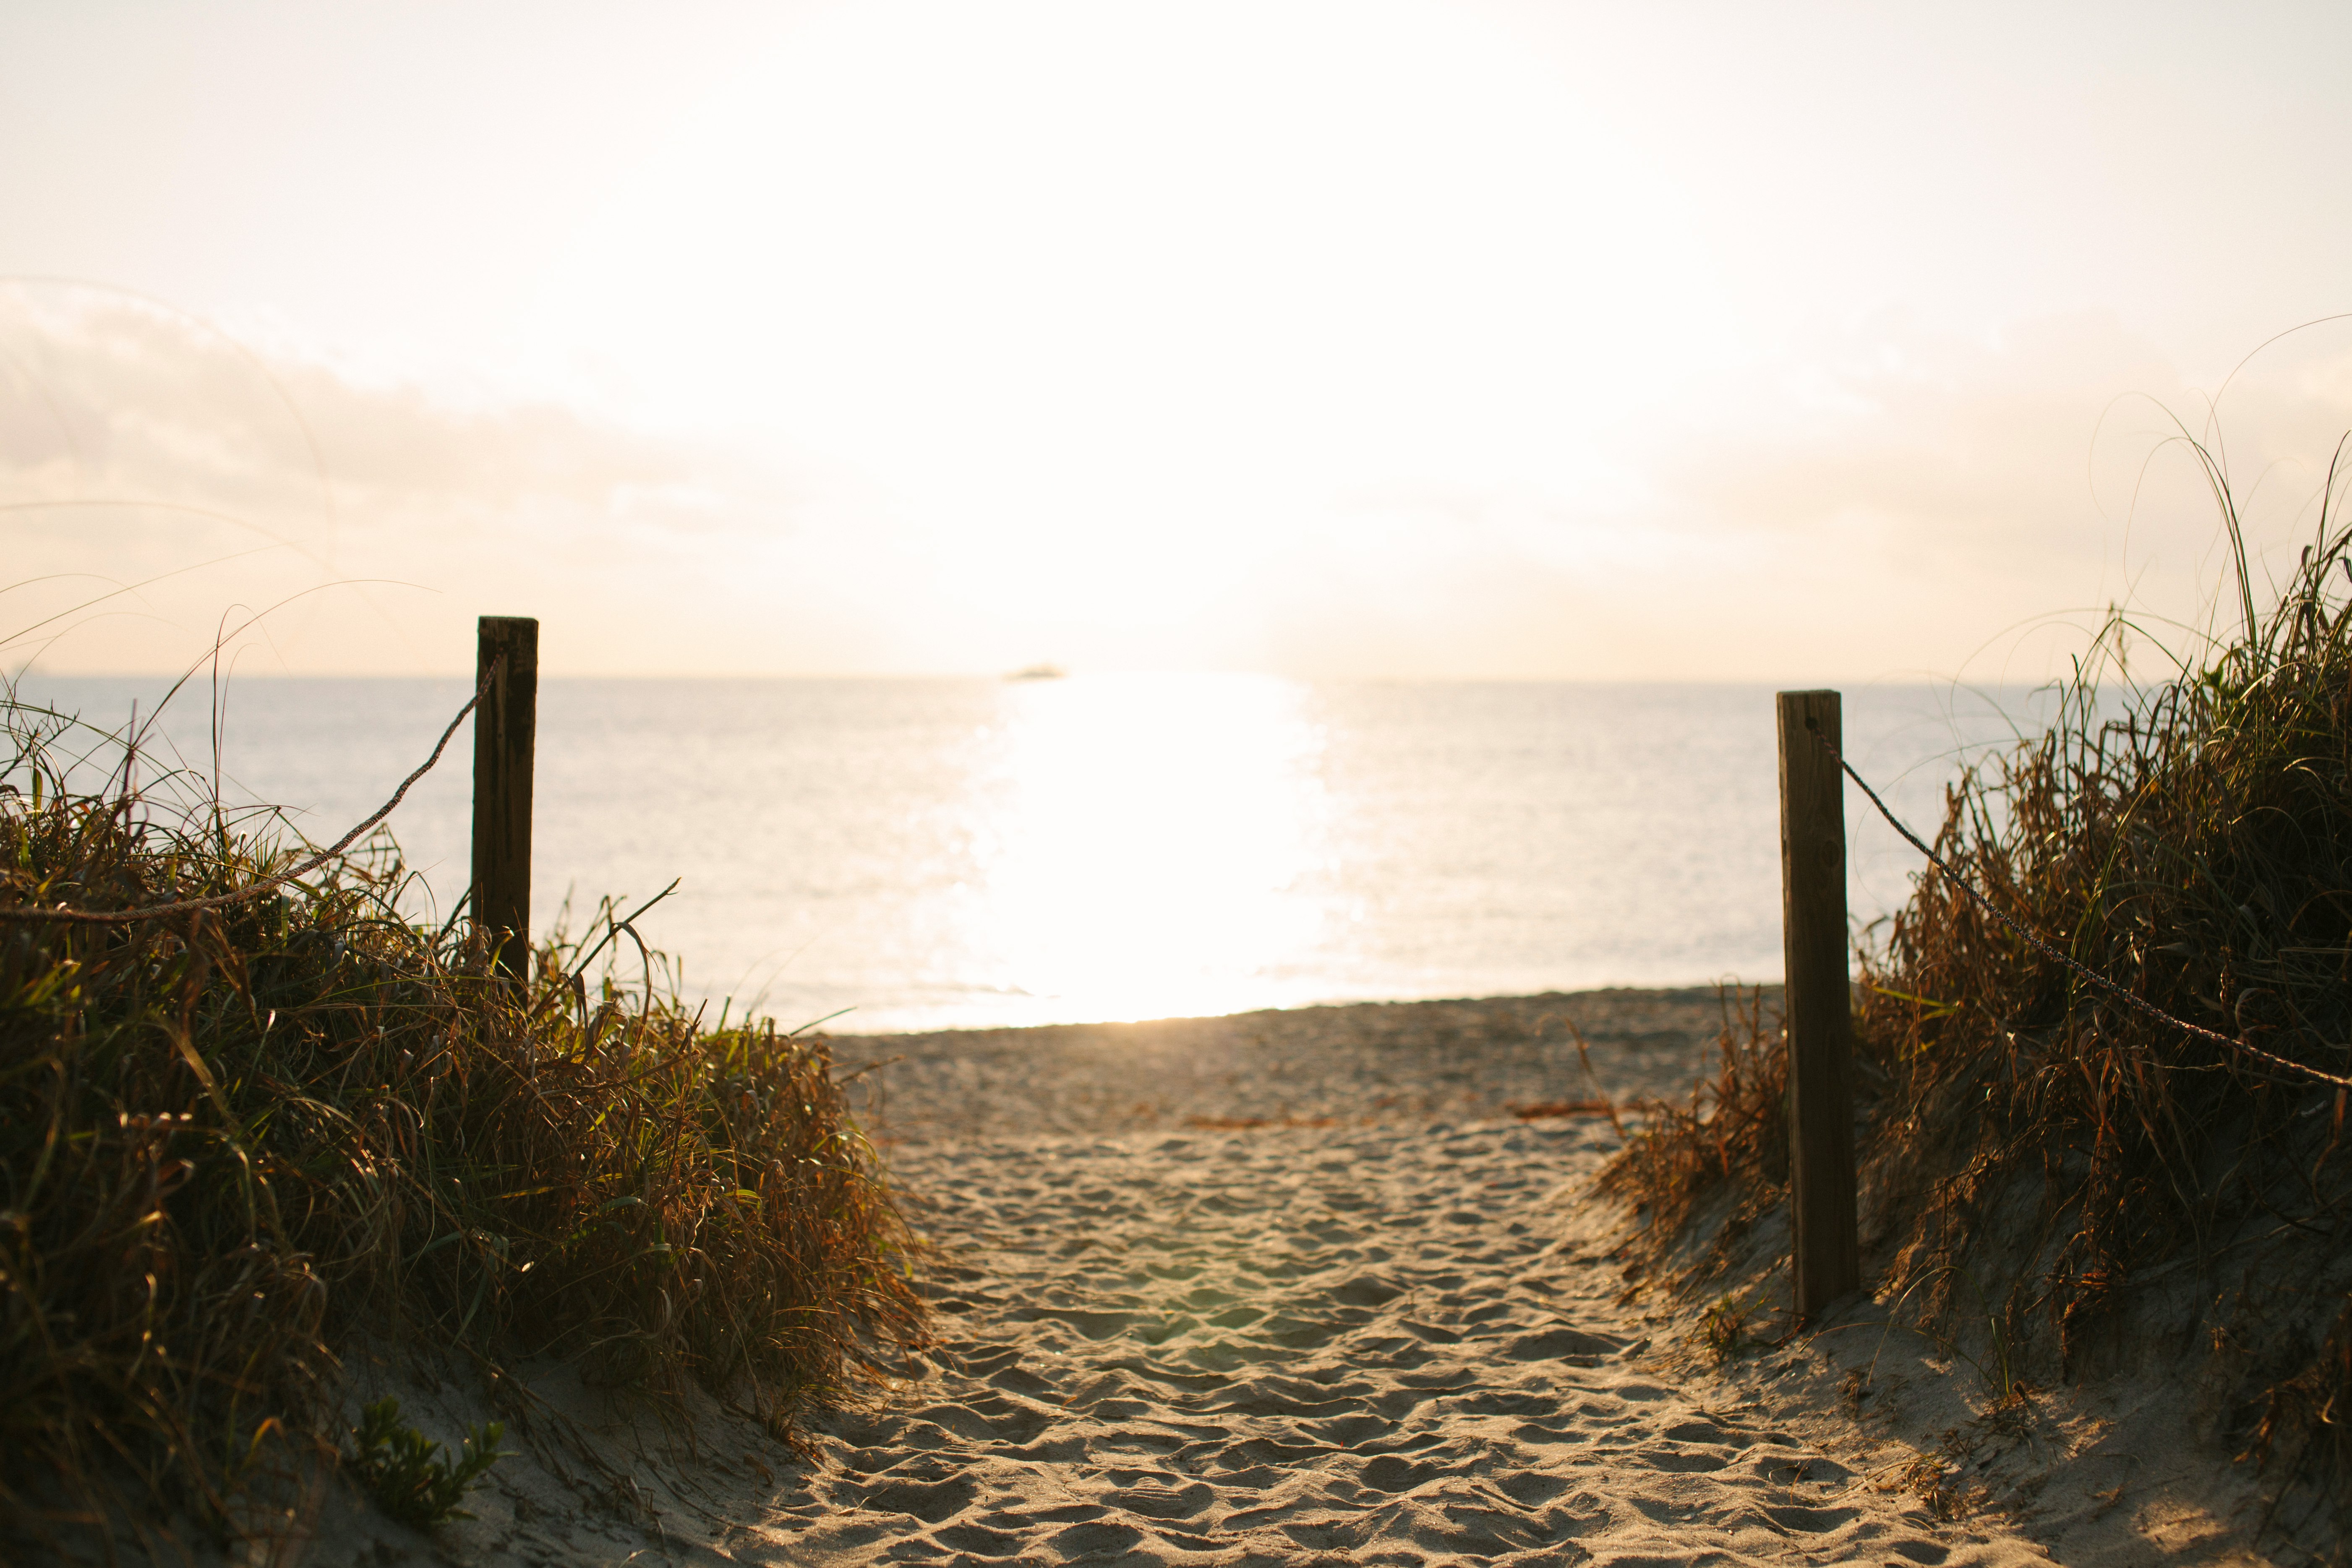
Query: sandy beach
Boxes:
[
  {"xmin": 288, "ymin": 988, "xmax": 2276, "ymax": 1566},
  {"xmin": 761, "ymin": 989, "xmax": 2029, "ymax": 1567}
]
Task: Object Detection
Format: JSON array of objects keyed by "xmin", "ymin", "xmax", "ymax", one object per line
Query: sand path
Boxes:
[
  {"xmin": 702, "ymin": 994, "xmax": 2039, "ymax": 1566},
  {"xmin": 720, "ymin": 1118, "xmax": 2018, "ymax": 1567},
  {"xmin": 97, "ymin": 994, "xmax": 2259, "ymax": 1565}
]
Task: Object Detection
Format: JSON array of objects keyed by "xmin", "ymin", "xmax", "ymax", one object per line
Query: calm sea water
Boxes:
[{"xmin": 12, "ymin": 676, "xmax": 2057, "ymax": 1033}]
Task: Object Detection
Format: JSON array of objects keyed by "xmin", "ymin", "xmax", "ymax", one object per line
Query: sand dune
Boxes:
[{"xmin": 267, "ymin": 991, "xmax": 2269, "ymax": 1565}]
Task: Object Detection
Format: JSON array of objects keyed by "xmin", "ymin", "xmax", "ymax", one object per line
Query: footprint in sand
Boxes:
[{"xmin": 713, "ymin": 1118, "xmax": 2033, "ymax": 1567}]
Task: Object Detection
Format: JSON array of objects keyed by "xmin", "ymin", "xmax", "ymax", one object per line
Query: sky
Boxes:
[{"xmin": 5, "ymin": 0, "xmax": 2352, "ymax": 683}]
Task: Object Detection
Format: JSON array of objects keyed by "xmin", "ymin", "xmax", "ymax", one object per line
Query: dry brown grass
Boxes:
[
  {"xmin": 1598, "ymin": 984, "xmax": 1788, "ymax": 1280},
  {"xmin": 1853, "ymin": 509, "xmax": 2352, "ymax": 1501},
  {"xmin": 1507, "ymin": 1099, "xmax": 1617, "ymax": 1121},
  {"xmin": 0, "ymin": 694, "xmax": 927, "ymax": 1554},
  {"xmin": 1601, "ymin": 439, "xmax": 2352, "ymax": 1529},
  {"xmin": 1180, "ymin": 1114, "xmax": 1338, "ymax": 1130}
]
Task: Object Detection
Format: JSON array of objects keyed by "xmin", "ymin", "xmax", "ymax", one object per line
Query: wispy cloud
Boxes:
[
  {"xmin": 7, "ymin": 287, "xmax": 2348, "ymax": 684},
  {"xmin": 0, "ymin": 287, "xmax": 888, "ymax": 675},
  {"xmin": 1237, "ymin": 314, "xmax": 2352, "ymax": 683}
]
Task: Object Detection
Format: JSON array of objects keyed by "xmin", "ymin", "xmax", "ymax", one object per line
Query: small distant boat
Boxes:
[{"xmin": 1005, "ymin": 663, "xmax": 1066, "ymax": 681}]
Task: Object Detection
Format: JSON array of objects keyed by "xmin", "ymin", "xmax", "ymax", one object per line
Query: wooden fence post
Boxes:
[
  {"xmin": 1777, "ymin": 689, "xmax": 1860, "ymax": 1318},
  {"xmin": 471, "ymin": 616, "xmax": 538, "ymax": 977}
]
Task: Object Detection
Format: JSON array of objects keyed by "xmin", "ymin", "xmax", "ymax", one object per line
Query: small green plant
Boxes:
[
  {"xmin": 1699, "ymin": 1292, "xmax": 1762, "ymax": 1363},
  {"xmin": 346, "ymin": 1398, "xmax": 507, "ymax": 1527},
  {"xmin": 1887, "ymin": 1443, "xmax": 1966, "ymax": 1521}
]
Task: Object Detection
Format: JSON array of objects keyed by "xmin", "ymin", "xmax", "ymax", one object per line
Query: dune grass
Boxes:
[
  {"xmin": 1597, "ymin": 984, "xmax": 1788, "ymax": 1284},
  {"xmin": 1603, "ymin": 443, "xmax": 2352, "ymax": 1519},
  {"xmin": 0, "ymin": 691, "xmax": 927, "ymax": 1552}
]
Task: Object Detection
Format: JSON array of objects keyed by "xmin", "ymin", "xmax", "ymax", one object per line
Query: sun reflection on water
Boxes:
[{"xmin": 966, "ymin": 673, "xmax": 1333, "ymax": 1023}]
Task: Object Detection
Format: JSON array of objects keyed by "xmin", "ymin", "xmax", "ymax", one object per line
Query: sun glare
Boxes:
[
  {"xmin": 518, "ymin": 0, "xmax": 1727, "ymax": 619},
  {"xmin": 966, "ymin": 673, "xmax": 1332, "ymax": 1023}
]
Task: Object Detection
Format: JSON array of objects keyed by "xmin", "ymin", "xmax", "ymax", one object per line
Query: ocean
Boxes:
[{"xmin": 10, "ymin": 675, "xmax": 2057, "ymax": 1033}]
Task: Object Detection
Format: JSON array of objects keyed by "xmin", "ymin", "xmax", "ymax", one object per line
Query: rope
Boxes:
[
  {"xmin": 1834, "ymin": 744, "xmax": 2352, "ymax": 1093},
  {"xmin": 0, "ymin": 668, "xmax": 491, "ymax": 926}
]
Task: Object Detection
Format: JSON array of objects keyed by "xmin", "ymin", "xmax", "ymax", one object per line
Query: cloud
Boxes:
[
  {"xmin": 7, "ymin": 284, "xmax": 2349, "ymax": 684},
  {"xmin": 1253, "ymin": 313, "xmax": 2352, "ymax": 684},
  {"xmin": 1668, "ymin": 313, "xmax": 2352, "ymax": 673},
  {"xmin": 0, "ymin": 284, "xmax": 891, "ymax": 676}
]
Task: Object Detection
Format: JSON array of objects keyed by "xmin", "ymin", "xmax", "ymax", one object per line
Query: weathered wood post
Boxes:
[
  {"xmin": 1777, "ymin": 689, "xmax": 1860, "ymax": 1318},
  {"xmin": 471, "ymin": 616, "xmax": 538, "ymax": 977}
]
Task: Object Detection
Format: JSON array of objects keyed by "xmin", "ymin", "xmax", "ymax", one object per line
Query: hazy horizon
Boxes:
[
  {"xmin": 7, "ymin": 0, "xmax": 2352, "ymax": 686},
  {"xmin": 13, "ymin": 673, "xmax": 2051, "ymax": 1029}
]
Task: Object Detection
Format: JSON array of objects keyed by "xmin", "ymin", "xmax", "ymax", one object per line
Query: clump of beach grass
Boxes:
[
  {"xmin": 1598, "ymin": 984, "xmax": 1788, "ymax": 1286},
  {"xmin": 0, "ymin": 689, "xmax": 927, "ymax": 1555},
  {"xmin": 1853, "ymin": 451, "xmax": 2352, "ymax": 1512},
  {"xmin": 1603, "ymin": 431, "xmax": 2352, "ymax": 1530}
]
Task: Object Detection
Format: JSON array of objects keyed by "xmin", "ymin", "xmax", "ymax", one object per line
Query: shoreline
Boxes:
[{"xmin": 831, "ymin": 985, "xmax": 1777, "ymax": 1146}]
